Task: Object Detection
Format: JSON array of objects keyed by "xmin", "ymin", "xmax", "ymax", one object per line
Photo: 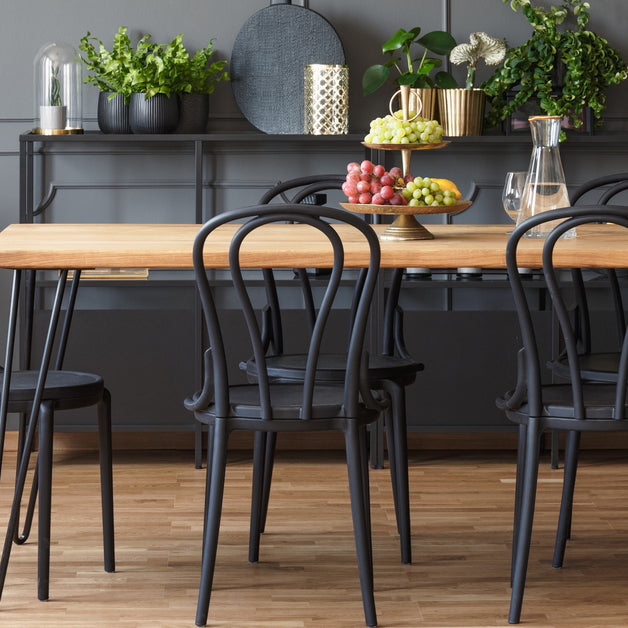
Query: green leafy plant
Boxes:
[
  {"xmin": 362, "ymin": 27, "xmax": 458, "ymax": 96},
  {"xmin": 164, "ymin": 35, "xmax": 229, "ymax": 95},
  {"xmin": 482, "ymin": 0, "xmax": 628, "ymax": 134},
  {"xmin": 79, "ymin": 27, "xmax": 229, "ymax": 102},
  {"xmin": 79, "ymin": 27, "xmax": 153, "ymax": 104}
]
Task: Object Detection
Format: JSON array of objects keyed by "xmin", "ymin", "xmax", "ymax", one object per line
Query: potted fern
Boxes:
[
  {"xmin": 482, "ymin": 0, "xmax": 628, "ymax": 138},
  {"xmin": 166, "ymin": 35, "xmax": 229, "ymax": 133},
  {"xmin": 79, "ymin": 27, "xmax": 154, "ymax": 133}
]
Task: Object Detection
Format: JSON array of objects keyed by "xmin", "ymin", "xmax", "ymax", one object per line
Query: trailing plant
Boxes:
[
  {"xmin": 482, "ymin": 0, "xmax": 628, "ymax": 134},
  {"xmin": 362, "ymin": 27, "xmax": 458, "ymax": 96}
]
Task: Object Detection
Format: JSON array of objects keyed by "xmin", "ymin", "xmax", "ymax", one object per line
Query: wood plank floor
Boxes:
[{"xmin": 1, "ymin": 447, "xmax": 628, "ymax": 627}]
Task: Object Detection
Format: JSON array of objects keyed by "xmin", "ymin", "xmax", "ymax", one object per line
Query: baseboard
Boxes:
[{"xmin": 6, "ymin": 429, "xmax": 628, "ymax": 453}]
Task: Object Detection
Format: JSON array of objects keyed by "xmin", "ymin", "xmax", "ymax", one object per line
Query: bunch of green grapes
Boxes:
[
  {"xmin": 364, "ymin": 111, "xmax": 444, "ymax": 145},
  {"xmin": 401, "ymin": 177, "xmax": 458, "ymax": 207}
]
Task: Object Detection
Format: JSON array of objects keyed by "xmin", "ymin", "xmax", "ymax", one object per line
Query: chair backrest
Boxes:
[
  {"xmin": 506, "ymin": 204, "xmax": 628, "ymax": 419},
  {"xmin": 191, "ymin": 203, "xmax": 381, "ymax": 421},
  {"xmin": 258, "ymin": 175, "xmax": 409, "ymax": 359},
  {"xmin": 570, "ymin": 174, "xmax": 628, "ymax": 350}
]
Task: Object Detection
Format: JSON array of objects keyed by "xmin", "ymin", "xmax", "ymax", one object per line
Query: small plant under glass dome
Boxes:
[{"xmin": 33, "ymin": 41, "xmax": 83, "ymax": 134}]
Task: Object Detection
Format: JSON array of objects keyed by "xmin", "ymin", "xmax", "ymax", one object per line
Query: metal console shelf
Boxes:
[{"xmin": 19, "ymin": 131, "xmax": 366, "ymax": 224}]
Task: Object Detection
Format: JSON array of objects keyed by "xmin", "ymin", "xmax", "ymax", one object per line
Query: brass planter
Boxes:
[
  {"xmin": 412, "ymin": 88, "xmax": 438, "ymax": 121},
  {"xmin": 438, "ymin": 88, "xmax": 486, "ymax": 136}
]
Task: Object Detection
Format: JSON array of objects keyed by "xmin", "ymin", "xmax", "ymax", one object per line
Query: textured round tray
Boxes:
[
  {"xmin": 340, "ymin": 200, "xmax": 472, "ymax": 241},
  {"xmin": 362, "ymin": 141, "xmax": 450, "ymax": 151}
]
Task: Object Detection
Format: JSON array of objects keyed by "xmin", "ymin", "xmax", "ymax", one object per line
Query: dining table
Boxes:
[{"xmin": 0, "ymin": 219, "xmax": 627, "ymax": 604}]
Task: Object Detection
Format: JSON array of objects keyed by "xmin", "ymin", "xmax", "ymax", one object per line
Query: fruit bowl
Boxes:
[{"xmin": 340, "ymin": 200, "xmax": 472, "ymax": 241}]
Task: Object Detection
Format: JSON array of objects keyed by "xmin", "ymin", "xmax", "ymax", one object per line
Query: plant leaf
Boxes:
[
  {"xmin": 382, "ymin": 29, "xmax": 417, "ymax": 54},
  {"xmin": 417, "ymin": 31, "xmax": 457, "ymax": 55},
  {"xmin": 362, "ymin": 64, "xmax": 389, "ymax": 95},
  {"xmin": 434, "ymin": 71, "xmax": 459, "ymax": 88}
]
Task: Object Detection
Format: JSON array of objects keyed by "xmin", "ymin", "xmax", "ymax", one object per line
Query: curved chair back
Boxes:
[
  {"xmin": 191, "ymin": 203, "xmax": 381, "ymax": 421},
  {"xmin": 258, "ymin": 175, "xmax": 410, "ymax": 359},
  {"xmin": 507, "ymin": 204, "xmax": 628, "ymax": 419},
  {"xmin": 569, "ymin": 174, "xmax": 628, "ymax": 349}
]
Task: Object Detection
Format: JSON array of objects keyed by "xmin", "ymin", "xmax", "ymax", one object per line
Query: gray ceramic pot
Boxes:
[
  {"xmin": 97, "ymin": 92, "xmax": 131, "ymax": 134},
  {"xmin": 129, "ymin": 93, "xmax": 179, "ymax": 134}
]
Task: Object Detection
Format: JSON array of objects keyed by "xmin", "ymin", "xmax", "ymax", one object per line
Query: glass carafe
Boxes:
[{"xmin": 517, "ymin": 115, "xmax": 575, "ymax": 238}]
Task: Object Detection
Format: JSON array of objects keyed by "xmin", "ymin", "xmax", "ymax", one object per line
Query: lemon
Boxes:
[{"xmin": 431, "ymin": 178, "xmax": 461, "ymax": 200}]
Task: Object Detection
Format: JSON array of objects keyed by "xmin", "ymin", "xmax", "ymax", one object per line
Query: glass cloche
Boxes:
[{"xmin": 33, "ymin": 42, "xmax": 83, "ymax": 134}]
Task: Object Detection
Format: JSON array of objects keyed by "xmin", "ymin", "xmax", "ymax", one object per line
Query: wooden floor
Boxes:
[{"xmin": 1, "ymin": 447, "xmax": 628, "ymax": 627}]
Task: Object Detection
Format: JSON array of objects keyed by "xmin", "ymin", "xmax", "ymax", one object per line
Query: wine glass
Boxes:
[{"xmin": 502, "ymin": 171, "xmax": 527, "ymax": 227}]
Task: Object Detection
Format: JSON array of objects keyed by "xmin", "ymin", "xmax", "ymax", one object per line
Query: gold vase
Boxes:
[
  {"xmin": 412, "ymin": 88, "xmax": 438, "ymax": 121},
  {"xmin": 438, "ymin": 88, "xmax": 486, "ymax": 136}
]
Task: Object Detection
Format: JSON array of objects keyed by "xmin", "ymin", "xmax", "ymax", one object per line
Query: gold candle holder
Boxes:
[{"xmin": 304, "ymin": 64, "xmax": 349, "ymax": 135}]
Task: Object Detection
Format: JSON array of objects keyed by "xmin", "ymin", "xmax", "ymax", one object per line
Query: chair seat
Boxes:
[
  {"xmin": 246, "ymin": 353, "xmax": 422, "ymax": 385},
  {"xmin": 2, "ymin": 370, "xmax": 105, "ymax": 410},
  {"xmin": 504, "ymin": 383, "xmax": 628, "ymax": 426},
  {"xmin": 192, "ymin": 382, "xmax": 380, "ymax": 424},
  {"xmin": 549, "ymin": 353, "xmax": 621, "ymax": 383}
]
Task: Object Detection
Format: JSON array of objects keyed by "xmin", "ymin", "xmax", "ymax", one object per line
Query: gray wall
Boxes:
[{"xmin": 2, "ymin": 1, "xmax": 628, "ymax": 434}]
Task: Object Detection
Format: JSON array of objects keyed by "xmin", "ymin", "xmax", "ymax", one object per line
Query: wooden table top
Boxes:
[{"xmin": 0, "ymin": 222, "xmax": 625, "ymax": 270}]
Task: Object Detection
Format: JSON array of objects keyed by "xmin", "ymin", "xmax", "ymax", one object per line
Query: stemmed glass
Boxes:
[{"xmin": 502, "ymin": 171, "xmax": 527, "ymax": 230}]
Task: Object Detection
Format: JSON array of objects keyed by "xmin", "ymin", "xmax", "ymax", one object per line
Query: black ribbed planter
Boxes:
[
  {"xmin": 129, "ymin": 93, "xmax": 179, "ymax": 134},
  {"xmin": 176, "ymin": 93, "xmax": 209, "ymax": 133},
  {"xmin": 97, "ymin": 92, "xmax": 131, "ymax": 134}
]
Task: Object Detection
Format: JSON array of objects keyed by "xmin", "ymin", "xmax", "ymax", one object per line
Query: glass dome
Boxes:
[{"xmin": 33, "ymin": 42, "xmax": 83, "ymax": 134}]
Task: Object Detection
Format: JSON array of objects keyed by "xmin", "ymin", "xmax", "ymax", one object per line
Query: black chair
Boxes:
[
  {"xmin": 0, "ymin": 270, "xmax": 114, "ymax": 602},
  {"xmin": 246, "ymin": 175, "xmax": 422, "ymax": 565},
  {"xmin": 545, "ymin": 175, "xmax": 628, "ymax": 505},
  {"xmin": 548, "ymin": 173, "xmax": 628, "ymax": 383},
  {"xmin": 185, "ymin": 204, "xmax": 385, "ymax": 627},
  {"xmin": 498, "ymin": 204, "xmax": 628, "ymax": 624}
]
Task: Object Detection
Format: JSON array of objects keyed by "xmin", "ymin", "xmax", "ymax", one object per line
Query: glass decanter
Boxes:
[{"xmin": 517, "ymin": 115, "xmax": 575, "ymax": 239}]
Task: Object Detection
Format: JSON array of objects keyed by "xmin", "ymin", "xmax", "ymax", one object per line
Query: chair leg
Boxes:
[
  {"xmin": 553, "ymin": 430, "xmax": 580, "ymax": 568},
  {"xmin": 382, "ymin": 406, "xmax": 399, "ymax": 529},
  {"xmin": 345, "ymin": 422, "xmax": 377, "ymax": 628},
  {"xmin": 383, "ymin": 381, "xmax": 411, "ymax": 564},
  {"xmin": 260, "ymin": 432, "xmax": 276, "ymax": 534},
  {"xmin": 196, "ymin": 418, "xmax": 229, "ymax": 628},
  {"xmin": 509, "ymin": 418, "xmax": 543, "ymax": 625},
  {"xmin": 249, "ymin": 431, "xmax": 267, "ymax": 563},
  {"xmin": 194, "ymin": 422, "xmax": 203, "ymax": 469},
  {"xmin": 201, "ymin": 425, "xmax": 215, "ymax": 558},
  {"xmin": 37, "ymin": 403, "xmax": 54, "ymax": 601},
  {"xmin": 358, "ymin": 425, "xmax": 373, "ymax": 568},
  {"xmin": 98, "ymin": 389, "xmax": 115, "ymax": 573},
  {"xmin": 511, "ymin": 424, "xmax": 526, "ymax": 586}
]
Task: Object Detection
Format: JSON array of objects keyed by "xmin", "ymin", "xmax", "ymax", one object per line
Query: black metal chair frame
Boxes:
[
  {"xmin": 251, "ymin": 175, "xmax": 421, "ymax": 565},
  {"xmin": 185, "ymin": 203, "xmax": 385, "ymax": 627},
  {"xmin": 499, "ymin": 204, "xmax": 628, "ymax": 624},
  {"xmin": 0, "ymin": 269, "xmax": 114, "ymax": 602}
]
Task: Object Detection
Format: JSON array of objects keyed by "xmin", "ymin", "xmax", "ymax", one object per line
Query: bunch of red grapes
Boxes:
[{"xmin": 342, "ymin": 160, "xmax": 412, "ymax": 206}]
